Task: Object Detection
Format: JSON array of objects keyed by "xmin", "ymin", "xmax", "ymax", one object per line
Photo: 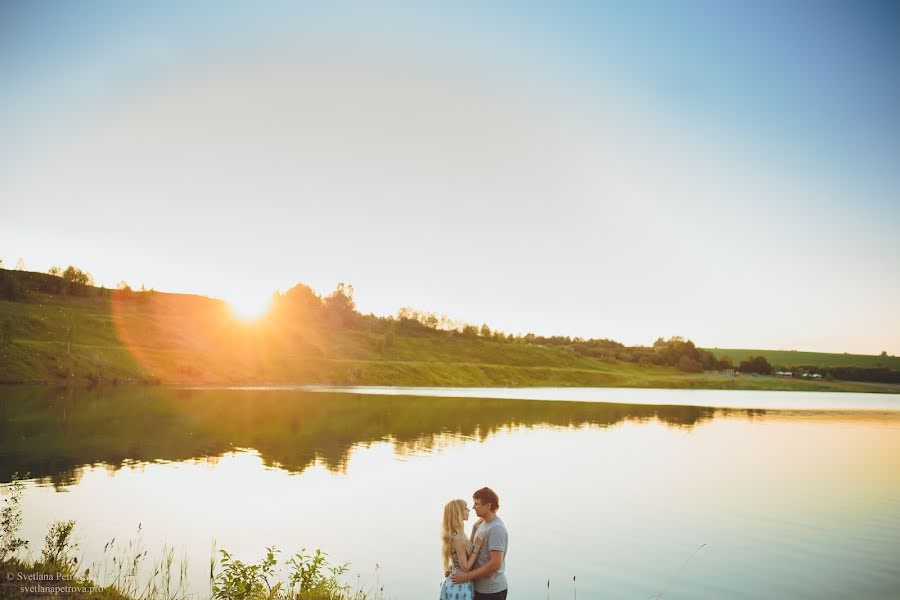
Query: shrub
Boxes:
[
  {"xmin": 41, "ymin": 520, "xmax": 79, "ymax": 572},
  {"xmin": 677, "ymin": 356, "xmax": 702, "ymax": 373},
  {"xmin": 739, "ymin": 355, "xmax": 773, "ymax": 375},
  {"xmin": 212, "ymin": 546, "xmax": 350, "ymax": 600},
  {"xmin": 0, "ymin": 472, "xmax": 28, "ymax": 561},
  {"xmin": 0, "ymin": 270, "xmax": 25, "ymax": 300}
]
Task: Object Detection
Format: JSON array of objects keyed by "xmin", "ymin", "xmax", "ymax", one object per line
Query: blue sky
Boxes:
[{"xmin": 2, "ymin": 1, "xmax": 898, "ymax": 353}]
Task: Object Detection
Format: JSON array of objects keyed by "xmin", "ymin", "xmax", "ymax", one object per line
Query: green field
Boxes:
[
  {"xmin": 0, "ymin": 270, "xmax": 898, "ymax": 394},
  {"xmin": 706, "ymin": 348, "xmax": 900, "ymax": 370}
]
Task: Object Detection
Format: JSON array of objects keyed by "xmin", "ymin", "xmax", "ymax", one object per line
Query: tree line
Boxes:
[{"xmin": 0, "ymin": 264, "xmax": 101, "ymax": 300}]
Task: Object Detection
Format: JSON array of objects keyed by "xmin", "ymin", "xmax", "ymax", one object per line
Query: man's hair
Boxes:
[{"xmin": 473, "ymin": 487, "xmax": 500, "ymax": 512}]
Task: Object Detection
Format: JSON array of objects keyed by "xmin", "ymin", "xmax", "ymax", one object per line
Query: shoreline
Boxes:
[{"xmin": 3, "ymin": 372, "xmax": 900, "ymax": 395}]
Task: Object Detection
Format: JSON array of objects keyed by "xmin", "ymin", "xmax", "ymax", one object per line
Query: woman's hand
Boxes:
[{"xmin": 470, "ymin": 518, "xmax": 485, "ymax": 542}]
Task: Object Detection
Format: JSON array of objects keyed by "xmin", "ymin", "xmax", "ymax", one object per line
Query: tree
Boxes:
[
  {"xmin": 14, "ymin": 258, "xmax": 24, "ymax": 271},
  {"xmin": 480, "ymin": 323, "xmax": 492, "ymax": 338},
  {"xmin": 277, "ymin": 283, "xmax": 324, "ymax": 321},
  {"xmin": 677, "ymin": 356, "xmax": 703, "ymax": 372},
  {"xmin": 739, "ymin": 355, "xmax": 773, "ymax": 375},
  {"xmin": 323, "ymin": 282, "xmax": 356, "ymax": 328},
  {"xmin": 62, "ymin": 265, "xmax": 94, "ymax": 286},
  {"xmin": 48, "ymin": 266, "xmax": 63, "ymax": 277},
  {"xmin": 461, "ymin": 324, "xmax": 478, "ymax": 338}
]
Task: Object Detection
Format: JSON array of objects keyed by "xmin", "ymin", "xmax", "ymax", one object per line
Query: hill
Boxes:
[
  {"xmin": 706, "ymin": 348, "xmax": 900, "ymax": 370},
  {"xmin": 0, "ymin": 268, "xmax": 897, "ymax": 393}
]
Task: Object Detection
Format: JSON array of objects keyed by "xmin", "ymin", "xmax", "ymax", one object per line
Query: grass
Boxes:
[
  {"xmin": 1, "ymin": 283, "xmax": 898, "ymax": 393},
  {"xmin": 705, "ymin": 347, "xmax": 900, "ymax": 370},
  {"xmin": 2, "ymin": 507, "xmax": 384, "ymax": 600},
  {"xmin": 2, "ymin": 465, "xmax": 390, "ymax": 599},
  {"xmin": 1, "ymin": 540, "xmax": 383, "ymax": 600}
]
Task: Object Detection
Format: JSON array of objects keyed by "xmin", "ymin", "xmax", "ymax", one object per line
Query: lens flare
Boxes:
[{"xmin": 110, "ymin": 288, "xmax": 277, "ymax": 384}]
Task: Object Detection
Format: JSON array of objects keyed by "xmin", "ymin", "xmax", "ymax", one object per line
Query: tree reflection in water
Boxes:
[{"xmin": 0, "ymin": 386, "xmax": 750, "ymax": 488}]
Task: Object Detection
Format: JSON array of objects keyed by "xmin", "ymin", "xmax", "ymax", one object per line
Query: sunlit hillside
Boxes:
[{"xmin": 0, "ymin": 268, "xmax": 897, "ymax": 392}]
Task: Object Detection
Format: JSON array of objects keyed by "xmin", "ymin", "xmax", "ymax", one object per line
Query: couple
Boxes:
[{"xmin": 440, "ymin": 487, "xmax": 509, "ymax": 600}]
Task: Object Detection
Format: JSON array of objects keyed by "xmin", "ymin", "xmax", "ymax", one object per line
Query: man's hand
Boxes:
[
  {"xmin": 450, "ymin": 570, "xmax": 471, "ymax": 584},
  {"xmin": 453, "ymin": 550, "xmax": 502, "ymax": 585}
]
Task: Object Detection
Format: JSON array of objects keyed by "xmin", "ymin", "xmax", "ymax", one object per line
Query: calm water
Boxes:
[{"xmin": 2, "ymin": 386, "xmax": 899, "ymax": 599}]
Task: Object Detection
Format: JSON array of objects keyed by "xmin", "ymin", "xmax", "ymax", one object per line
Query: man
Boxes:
[{"xmin": 451, "ymin": 486, "xmax": 509, "ymax": 599}]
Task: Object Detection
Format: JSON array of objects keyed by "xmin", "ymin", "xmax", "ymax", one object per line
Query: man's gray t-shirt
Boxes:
[{"xmin": 472, "ymin": 516, "xmax": 509, "ymax": 594}]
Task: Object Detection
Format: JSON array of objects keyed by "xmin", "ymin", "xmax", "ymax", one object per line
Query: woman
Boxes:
[{"xmin": 440, "ymin": 499, "xmax": 485, "ymax": 600}]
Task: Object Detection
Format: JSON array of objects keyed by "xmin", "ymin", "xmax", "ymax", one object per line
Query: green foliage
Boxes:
[
  {"xmin": 213, "ymin": 546, "xmax": 351, "ymax": 600},
  {"xmin": 800, "ymin": 365, "xmax": 900, "ymax": 384},
  {"xmin": 0, "ymin": 472, "xmax": 29, "ymax": 561},
  {"xmin": 287, "ymin": 548, "xmax": 349, "ymax": 596},
  {"xmin": 647, "ymin": 337, "xmax": 725, "ymax": 371},
  {"xmin": 62, "ymin": 266, "xmax": 94, "ymax": 286},
  {"xmin": 323, "ymin": 283, "xmax": 356, "ymax": 329},
  {"xmin": 677, "ymin": 356, "xmax": 702, "ymax": 373},
  {"xmin": 0, "ymin": 272, "xmax": 896, "ymax": 391},
  {"xmin": 739, "ymin": 355, "xmax": 773, "ymax": 375},
  {"xmin": 708, "ymin": 348, "xmax": 900, "ymax": 370},
  {"xmin": 275, "ymin": 284, "xmax": 324, "ymax": 322},
  {"xmin": 461, "ymin": 324, "xmax": 478, "ymax": 338},
  {"xmin": 213, "ymin": 547, "xmax": 281, "ymax": 600},
  {"xmin": 41, "ymin": 519, "xmax": 78, "ymax": 572},
  {"xmin": 0, "ymin": 269, "xmax": 26, "ymax": 300}
]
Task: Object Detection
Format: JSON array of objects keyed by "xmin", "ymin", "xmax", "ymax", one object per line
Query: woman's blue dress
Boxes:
[{"xmin": 439, "ymin": 546, "xmax": 475, "ymax": 600}]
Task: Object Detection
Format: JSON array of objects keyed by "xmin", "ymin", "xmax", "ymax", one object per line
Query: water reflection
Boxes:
[{"xmin": 1, "ymin": 386, "xmax": 755, "ymax": 487}]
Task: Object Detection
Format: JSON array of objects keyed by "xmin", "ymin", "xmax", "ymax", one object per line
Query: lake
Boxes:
[{"xmin": 2, "ymin": 386, "xmax": 899, "ymax": 599}]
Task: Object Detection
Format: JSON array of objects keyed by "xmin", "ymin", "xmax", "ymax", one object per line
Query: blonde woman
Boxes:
[{"xmin": 440, "ymin": 499, "xmax": 485, "ymax": 600}]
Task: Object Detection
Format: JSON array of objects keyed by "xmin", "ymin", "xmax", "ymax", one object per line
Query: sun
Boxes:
[{"xmin": 228, "ymin": 293, "xmax": 272, "ymax": 322}]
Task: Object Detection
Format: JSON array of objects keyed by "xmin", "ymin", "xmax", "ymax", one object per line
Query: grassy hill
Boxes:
[
  {"xmin": 0, "ymin": 269, "xmax": 897, "ymax": 393},
  {"xmin": 706, "ymin": 348, "xmax": 900, "ymax": 370},
  {"xmin": 0, "ymin": 289, "xmax": 673, "ymax": 386}
]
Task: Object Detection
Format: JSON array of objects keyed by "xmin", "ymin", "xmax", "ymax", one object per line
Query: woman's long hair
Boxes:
[{"xmin": 441, "ymin": 499, "xmax": 467, "ymax": 571}]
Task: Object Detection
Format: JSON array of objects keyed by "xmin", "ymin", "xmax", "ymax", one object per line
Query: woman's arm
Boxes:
[
  {"xmin": 469, "ymin": 518, "xmax": 484, "ymax": 544},
  {"xmin": 451, "ymin": 535, "xmax": 482, "ymax": 573},
  {"xmin": 459, "ymin": 534, "xmax": 485, "ymax": 571}
]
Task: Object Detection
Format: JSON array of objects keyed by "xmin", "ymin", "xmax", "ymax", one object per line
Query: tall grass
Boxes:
[
  {"xmin": 4, "ymin": 474, "xmax": 708, "ymax": 599},
  {"xmin": 1, "ymin": 474, "xmax": 387, "ymax": 599}
]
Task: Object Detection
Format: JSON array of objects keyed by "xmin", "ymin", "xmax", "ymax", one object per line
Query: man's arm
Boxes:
[{"xmin": 450, "ymin": 550, "xmax": 503, "ymax": 584}]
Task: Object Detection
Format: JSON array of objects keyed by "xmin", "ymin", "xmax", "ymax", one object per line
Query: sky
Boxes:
[{"xmin": 1, "ymin": 0, "xmax": 899, "ymax": 354}]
